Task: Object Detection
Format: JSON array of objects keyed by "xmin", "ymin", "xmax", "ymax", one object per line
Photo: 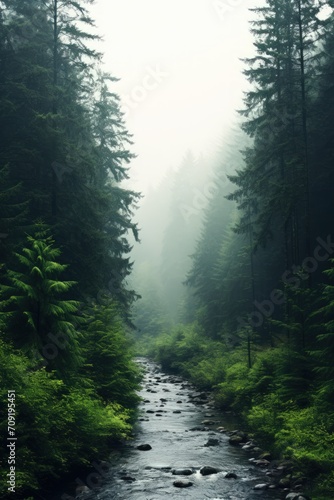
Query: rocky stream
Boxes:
[{"xmin": 69, "ymin": 358, "xmax": 309, "ymax": 500}]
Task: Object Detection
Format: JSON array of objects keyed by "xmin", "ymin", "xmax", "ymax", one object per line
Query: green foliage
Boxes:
[
  {"xmin": 275, "ymin": 407, "xmax": 334, "ymax": 475},
  {"xmin": 311, "ymin": 259, "xmax": 334, "ymax": 403},
  {"xmin": 81, "ymin": 302, "xmax": 141, "ymax": 408},
  {"xmin": 0, "ymin": 339, "xmax": 133, "ymax": 498},
  {"xmin": 148, "ymin": 322, "xmax": 226, "ymax": 388}
]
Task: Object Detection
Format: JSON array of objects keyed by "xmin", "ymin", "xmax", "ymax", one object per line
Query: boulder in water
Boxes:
[
  {"xmin": 172, "ymin": 468, "xmax": 193, "ymax": 476},
  {"xmin": 254, "ymin": 483, "xmax": 269, "ymax": 490},
  {"xmin": 200, "ymin": 465, "xmax": 221, "ymax": 476},
  {"xmin": 136, "ymin": 444, "xmax": 152, "ymax": 451},
  {"xmin": 204, "ymin": 438, "xmax": 220, "ymax": 447},
  {"xmin": 225, "ymin": 472, "xmax": 238, "ymax": 479},
  {"xmin": 173, "ymin": 480, "xmax": 193, "ymax": 488}
]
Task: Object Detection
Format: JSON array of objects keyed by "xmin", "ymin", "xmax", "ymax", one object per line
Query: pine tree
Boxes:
[
  {"xmin": 231, "ymin": 0, "xmax": 323, "ymax": 266},
  {"xmin": 0, "ymin": 225, "xmax": 82, "ymax": 375}
]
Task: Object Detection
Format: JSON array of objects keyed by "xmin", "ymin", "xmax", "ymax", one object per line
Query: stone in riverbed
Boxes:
[
  {"xmin": 279, "ymin": 477, "xmax": 291, "ymax": 488},
  {"xmin": 173, "ymin": 410, "xmax": 181, "ymax": 413},
  {"xmin": 285, "ymin": 494, "xmax": 311, "ymax": 500},
  {"xmin": 200, "ymin": 466, "xmax": 221, "ymax": 476},
  {"xmin": 173, "ymin": 480, "xmax": 193, "ymax": 488},
  {"xmin": 229, "ymin": 435, "xmax": 244, "ymax": 445},
  {"xmin": 225, "ymin": 472, "xmax": 238, "ymax": 479},
  {"xmin": 172, "ymin": 468, "xmax": 193, "ymax": 476},
  {"xmin": 136, "ymin": 444, "xmax": 152, "ymax": 451},
  {"xmin": 253, "ymin": 459, "xmax": 271, "ymax": 467},
  {"xmin": 204, "ymin": 438, "xmax": 220, "ymax": 447},
  {"xmin": 254, "ymin": 483, "xmax": 269, "ymax": 490}
]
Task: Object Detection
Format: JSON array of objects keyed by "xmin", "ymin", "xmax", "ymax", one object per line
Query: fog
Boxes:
[
  {"xmin": 90, "ymin": 0, "xmax": 263, "ymax": 327},
  {"xmin": 92, "ymin": 0, "xmax": 262, "ymax": 194}
]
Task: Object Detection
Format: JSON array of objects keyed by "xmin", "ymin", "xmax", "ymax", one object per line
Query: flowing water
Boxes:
[{"xmin": 77, "ymin": 358, "xmax": 286, "ymax": 500}]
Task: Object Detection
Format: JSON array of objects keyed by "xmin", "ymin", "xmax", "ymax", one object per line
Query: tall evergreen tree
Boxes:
[{"xmin": 0, "ymin": 225, "xmax": 82, "ymax": 375}]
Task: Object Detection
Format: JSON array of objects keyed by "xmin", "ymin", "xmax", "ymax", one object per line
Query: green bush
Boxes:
[{"xmin": 0, "ymin": 338, "xmax": 134, "ymax": 498}]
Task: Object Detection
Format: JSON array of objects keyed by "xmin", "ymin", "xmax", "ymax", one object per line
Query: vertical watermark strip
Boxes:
[{"xmin": 7, "ymin": 390, "xmax": 16, "ymax": 493}]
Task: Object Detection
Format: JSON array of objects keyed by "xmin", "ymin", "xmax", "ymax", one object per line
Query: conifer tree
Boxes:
[{"xmin": 0, "ymin": 225, "xmax": 82, "ymax": 374}]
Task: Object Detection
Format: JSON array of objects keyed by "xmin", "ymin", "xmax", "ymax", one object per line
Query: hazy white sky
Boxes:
[{"xmin": 91, "ymin": 0, "xmax": 261, "ymax": 194}]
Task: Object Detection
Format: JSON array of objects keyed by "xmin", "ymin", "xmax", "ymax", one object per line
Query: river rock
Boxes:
[
  {"xmin": 279, "ymin": 477, "xmax": 292, "ymax": 488},
  {"xmin": 229, "ymin": 430, "xmax": 248, "ymax": 445},
  {"xmin": 173, "ymin": 479, "xmax": 193, "ymax": 488},
  {"xmin": 200, "ymin": 465, "xmax": 221, "ymax": 476},
  {"xmin": 201, "ymin": 420, "xmax": 215, "ymax": 425},
  {"xmin": 225, "ymin": 472, "xmax": 238, "ymax": 479},
  {"xmin": 253, "ymin": 459, "xmax": 271, "ymax": 467},
  {"xmin": 173, "ymin": 410, "xmax": 181, "ymax": 413},
  {"xmin": 254, "ymin": 483, "xmax": 269, "ymax": 490},
  {"xmin": 199, "ymin": 393, "xmax": 208, "ymax": 399},
  {"xmin": 204, "ymin": 438, "xmax": 220, "ymax": 447},
  {"xmin": 136, "ymin": 444, "xmax": 152, "ymax": 451},
  {"xmin": 172, "ymin": 468, "xmax": 193, "ymax": 476},
  {"xmin": 229, "ymin": 435, "xmax": 244, "ymax": 445},
  {"xmin": 285, "ymin": 495, "xmax": 310, "ymax": 500}
]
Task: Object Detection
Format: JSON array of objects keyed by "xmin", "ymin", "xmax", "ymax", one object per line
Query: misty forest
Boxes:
[{"xmin": 1, "ymin": 0, "xmax": 334, "ymax": 499}]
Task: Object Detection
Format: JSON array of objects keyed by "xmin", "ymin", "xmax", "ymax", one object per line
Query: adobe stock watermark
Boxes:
[
  {"xmin": 179, "ymin": 169, "xmax": 232, "ymax": 223},
  {"xmin": 120, "ymin": 65, "xmax": 170, "ymax": 119},
  {"xmin": 212, "ymin": 0, "xmax": 245, "ymax": 21},
  {"xmin": 61, "ymin": 460, "xmax": 111, "ymax": 499},
  {"xmin": 237, "ymin": 235, "xmax": 334, "ymax": 330}
]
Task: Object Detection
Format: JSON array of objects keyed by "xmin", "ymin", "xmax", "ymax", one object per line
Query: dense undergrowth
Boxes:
[{"xmin": 0, "ymin": 230, "xmax": 142, "ymax": 499}]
